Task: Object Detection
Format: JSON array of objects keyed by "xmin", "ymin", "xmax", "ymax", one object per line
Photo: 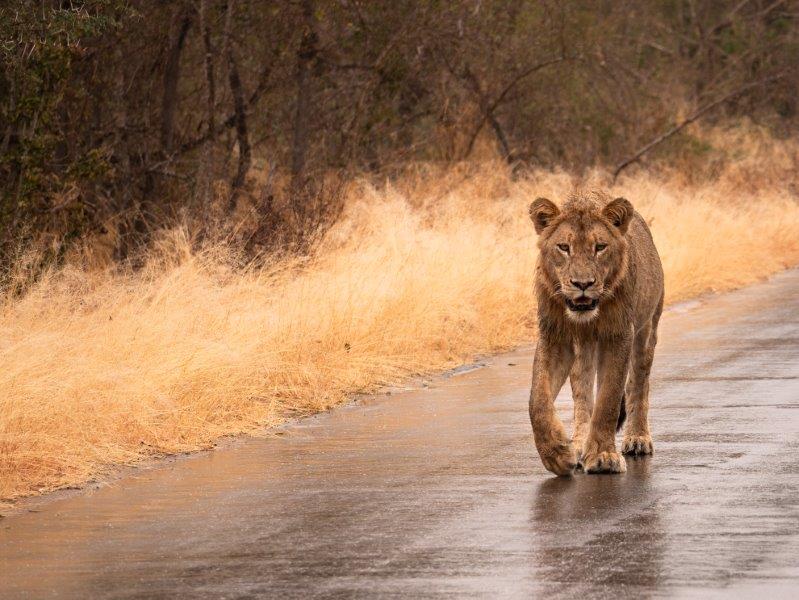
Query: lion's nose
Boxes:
[{"xmin": 571, "ymin": 279, "xmax": 596, "ymax": 291}]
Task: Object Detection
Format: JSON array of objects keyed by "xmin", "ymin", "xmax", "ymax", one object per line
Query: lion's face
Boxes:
[{"xmin": 530, "ymin": 194, "xmax": 633, "ymax": 323}]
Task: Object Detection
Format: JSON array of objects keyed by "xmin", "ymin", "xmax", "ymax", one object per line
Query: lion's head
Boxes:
[{"xmin": 529, "ymin": 192, "xmax": 633, "ymax": 323}]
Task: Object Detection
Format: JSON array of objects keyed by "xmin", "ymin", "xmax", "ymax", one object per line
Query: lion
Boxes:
[{"xmin": 528, "ymin": 190, "xmax": 664, "ymax": 475}]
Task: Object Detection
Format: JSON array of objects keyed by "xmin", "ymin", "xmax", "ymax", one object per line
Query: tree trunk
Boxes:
[
  {"xmin": 160, "ymin": 7, "xmax": 192, "ymax": 153},
  {"xmin": 290, "ymin": 0, "xmax": 318, "ymax": 190},
  {"xmin": 198, "ymin": 0, "xmax": 216, "ymax": 209},
  {"xmin": 224, "ymin": 0, "xmax": 251, "ymax": 211},
  {"xmin": 112, "ymin": 42, "xmax": 131, "ymax": 213}
]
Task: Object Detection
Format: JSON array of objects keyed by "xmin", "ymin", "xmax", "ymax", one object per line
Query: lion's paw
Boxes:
[
  {"xmin": 581, "ymin": 448, "xmax": 626, "ymax": 474},
  {"xmin": 622, "ymin": 434, "xmax": 653, "ymax": 456},
  {"xmin": 538, "ymin": 441, "xmax": 577, "ymax": 477}
]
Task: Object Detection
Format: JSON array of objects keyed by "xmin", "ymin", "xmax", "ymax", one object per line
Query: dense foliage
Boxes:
[{"xmin": 1, "ymin": 0, "xmax": 797, "ymax": 258}]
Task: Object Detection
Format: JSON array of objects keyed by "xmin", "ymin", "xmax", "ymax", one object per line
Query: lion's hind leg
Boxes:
[{"xmin": 622, "ymin": 309, "xmax": 660, "ymax": 456}]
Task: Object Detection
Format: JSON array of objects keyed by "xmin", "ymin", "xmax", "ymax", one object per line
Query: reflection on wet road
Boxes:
[{"xmin": 2, "ymin": 270, "xmax": 799, "ymax": 598}]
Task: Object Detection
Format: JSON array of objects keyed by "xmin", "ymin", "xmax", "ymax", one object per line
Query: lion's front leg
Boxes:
[
  {"xmin": 570, "ymin": 340, "xmax": 596, "ymax": 459},
  {"xmin": 581, "ymin": 334, "xmax": 631, "ymax": 474},
  {"xmin": 530, "ymin": 336, "xmax": 576, "ymax": 476}
]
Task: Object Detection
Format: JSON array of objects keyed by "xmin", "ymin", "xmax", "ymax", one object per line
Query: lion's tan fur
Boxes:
[{"xmin": 528, "ymin": 190, "xmax": 664, "ymax": 475}]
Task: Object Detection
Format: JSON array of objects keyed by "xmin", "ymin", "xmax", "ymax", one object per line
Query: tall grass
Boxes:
[{"xmin": 2, "ymin": 126, "xmax": 799, "ymax": 501}]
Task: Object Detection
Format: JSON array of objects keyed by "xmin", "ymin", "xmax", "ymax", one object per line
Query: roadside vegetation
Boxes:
[
  {"xmin": 3, "ymin": 125, "xmax": 799, "ymax": 501},
  {"xmin": 1, "ymin": 1, "xmax": 799, "ymax": 502}
]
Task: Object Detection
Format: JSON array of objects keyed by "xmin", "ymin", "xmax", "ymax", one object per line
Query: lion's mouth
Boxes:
[{"xmin": 565, "ymin": 297, "xmax": 599, "ymax": 312}]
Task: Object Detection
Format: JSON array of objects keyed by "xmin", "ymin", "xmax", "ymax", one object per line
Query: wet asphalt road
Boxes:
[{"xmin": 2, "ymin": 271, "xmax": 799, "ymax": 599}]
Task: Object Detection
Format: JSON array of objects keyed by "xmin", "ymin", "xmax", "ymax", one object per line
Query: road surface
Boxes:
[{"xmin": 2, "ymin": 270, "xmax": 799, "ymax": 599}]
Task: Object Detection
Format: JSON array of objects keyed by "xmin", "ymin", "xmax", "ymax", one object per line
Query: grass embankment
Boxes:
[{"xmin": 2, "ymin": 127, "xmax": 799, "ymax": 502}]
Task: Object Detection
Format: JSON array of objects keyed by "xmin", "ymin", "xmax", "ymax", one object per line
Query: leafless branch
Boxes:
[
  {"xmin": 612, "ymin": 74, "xmax": 785, "ymax": 181},
  {"xmin": 453, "ymin": 56, "xmax": 568, "ymax": 161}
]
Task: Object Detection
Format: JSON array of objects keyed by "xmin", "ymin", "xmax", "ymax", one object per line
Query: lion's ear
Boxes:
[
  {"xmin": 529, "ymin": 197, "xmax": 560, "ymax": 234},
  {"xmin": 602, "ymin": 197, "xmax": 634, "ymax": 235}
]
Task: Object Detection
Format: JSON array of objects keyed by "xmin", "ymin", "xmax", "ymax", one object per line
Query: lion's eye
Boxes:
[
  {"xmin": 595, "ymin": 243, "xmax": 607, "ymax": 253},
  {"xmin": 557, "ymin": 244, "xmax": 570, "ymax": 254}
]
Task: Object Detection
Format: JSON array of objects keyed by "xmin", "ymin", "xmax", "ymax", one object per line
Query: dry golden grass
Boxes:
[{"xmin": 2, "ymin": 125, "xmax": 799, "ymax": 502}]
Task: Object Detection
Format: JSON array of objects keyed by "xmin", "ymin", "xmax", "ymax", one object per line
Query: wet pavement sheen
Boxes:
[{"xmin": 2, "ymin": 271, "xmax": 799, "ymax": 599}]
